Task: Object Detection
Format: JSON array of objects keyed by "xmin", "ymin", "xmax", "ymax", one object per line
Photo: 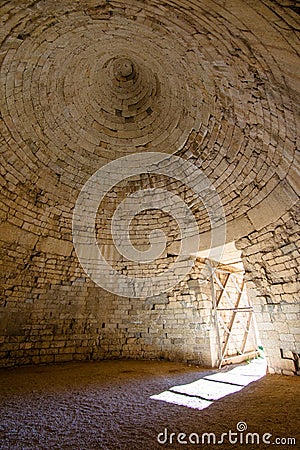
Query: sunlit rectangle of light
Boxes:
[
  {"xmin": 205, "ymin": 359, "xmax": 267, "ymax": 386},
  {"xmin": 204, "ymin": 372, "xmax": 263, "ymax": 386},
  {"xmin": 169, "ymin": 378, "xmax": 244, "ymax": 400},
  {"xmin": 150, "ymin": 391, "xmax": 213, "ymax": 410}
]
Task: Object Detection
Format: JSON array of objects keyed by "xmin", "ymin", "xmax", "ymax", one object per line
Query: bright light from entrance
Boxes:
[{"xmin": 150, "ymin": 357, "xmax": 267, "ymax": 411}]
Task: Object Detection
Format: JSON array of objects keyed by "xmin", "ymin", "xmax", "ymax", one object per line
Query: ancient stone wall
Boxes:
[
  {"xmin": 237, "ymin": 204, "xmax": 300, "ymax": 375},
  {"xmin": 0, "ymin": 252, "xmax": 216, "ymax": 367}
]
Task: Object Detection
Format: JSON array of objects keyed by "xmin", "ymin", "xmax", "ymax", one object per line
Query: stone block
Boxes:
[{"xmin": 36, "ymin": 236, "xmax": 73, "ymax": 256}]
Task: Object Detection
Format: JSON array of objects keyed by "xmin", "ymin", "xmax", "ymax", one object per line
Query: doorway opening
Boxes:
[
  {"xmin": 197, "ymin": 241, "xmax": 262, "ymax": 369},
  {"xmin": 151, "ymin": 242, "xmax": 266, "ymax": 411}
]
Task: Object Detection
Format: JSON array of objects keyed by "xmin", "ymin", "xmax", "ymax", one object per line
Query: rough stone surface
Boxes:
[
  {"xmin": 0, "ymin": 259, "xmax": 216, "ymax": 367},
  {"xmin": 237, "ymin": 204, "xmax": 300, "ymax": 374}
]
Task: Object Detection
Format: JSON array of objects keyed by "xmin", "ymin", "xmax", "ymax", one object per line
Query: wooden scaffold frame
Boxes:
[{"xmin": 208, "ymin": 262, "xmax": 259, "ymax": 369}]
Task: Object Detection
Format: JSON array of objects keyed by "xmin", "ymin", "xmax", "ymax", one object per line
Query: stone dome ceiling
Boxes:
[
  {"xmin": 0, "ymin": 0, "xmax": 299, "ymax": 250},
  {"xmin": 0, "ymin": 1, "xmax": 299, "ymax": 372}
]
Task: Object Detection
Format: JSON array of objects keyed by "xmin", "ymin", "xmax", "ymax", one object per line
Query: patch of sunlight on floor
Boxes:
[
  {"xmin": 169, "ymin": 378, "xmax": 244, "ymax": 400},
  {"xmin": 150, "ymin": 391, "xmax": 213, "ymax": 410},
  {"xmin": 150, "ymin": 357, "xmax": 267, "ymax": 411}
]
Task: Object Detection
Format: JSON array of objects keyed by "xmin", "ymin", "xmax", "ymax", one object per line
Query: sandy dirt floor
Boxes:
[{"xmin": 0, "ymin": 360, "xmax": 299, "ymax": 449}]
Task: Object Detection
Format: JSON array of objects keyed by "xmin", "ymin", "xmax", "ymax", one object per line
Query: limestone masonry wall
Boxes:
[
  {"xmin": 0, "ymin": 248, "xmax": 216, "ymax": 367},
  {"xmin": 237, "ymin": 204, "xmax": 300, "ymax": 375}
]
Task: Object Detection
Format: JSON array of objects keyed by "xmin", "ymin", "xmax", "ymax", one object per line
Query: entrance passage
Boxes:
[{"xmin": 209, "ymin": 263, "xmax": 259, "ymax": 369}]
